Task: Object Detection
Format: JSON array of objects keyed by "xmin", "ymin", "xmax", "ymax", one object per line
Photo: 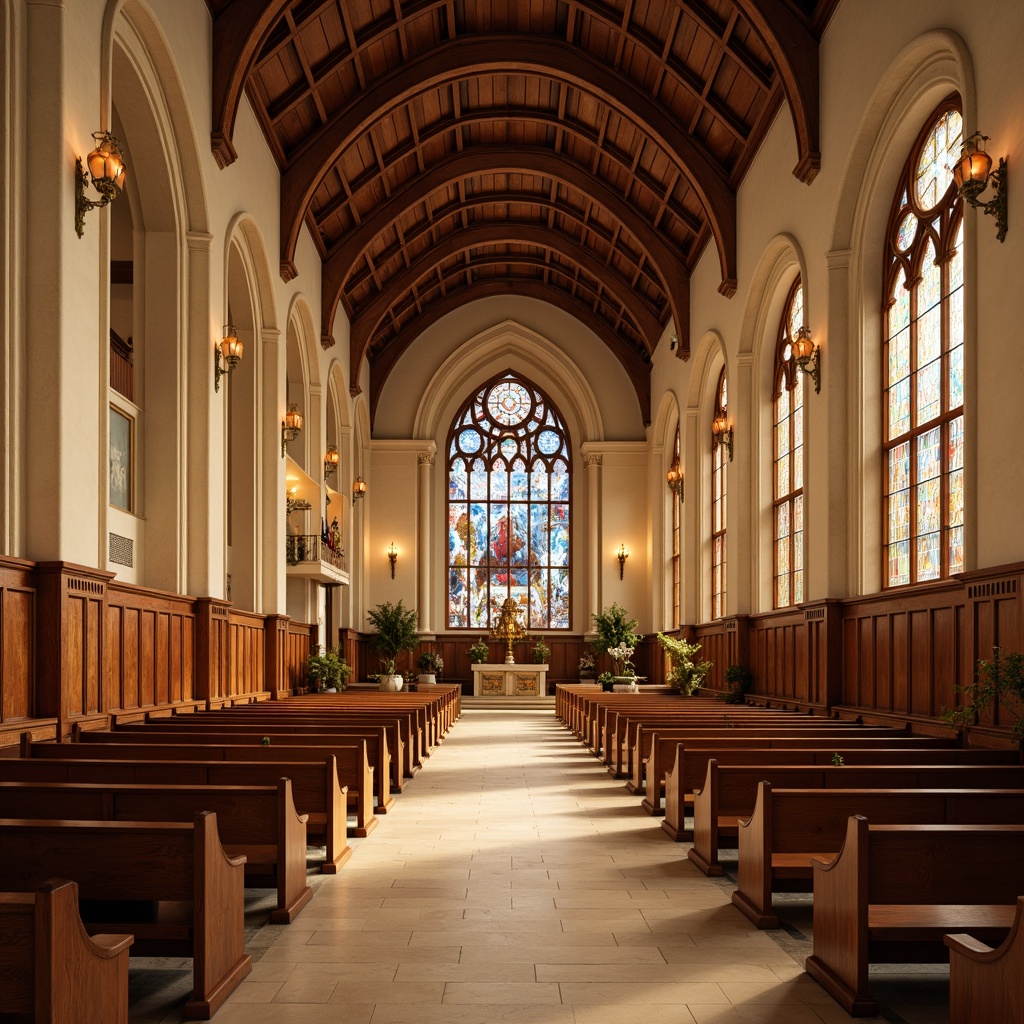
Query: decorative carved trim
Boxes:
[
  {"xmin": 967, "ymin": 579, "xmax": 1018, "ymax": 600},
  {"xmin": 583, "ymin": 453, "xmax": 603, "ymax": 468},
  {"xmin": 418, "ymin": 451, "xmax": 435, "ymax": 466}
]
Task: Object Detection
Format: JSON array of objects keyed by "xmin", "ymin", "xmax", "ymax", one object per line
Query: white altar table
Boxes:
[{"xmin": 471, "ymin": 664, "xmax": 548, "ymax": 696}]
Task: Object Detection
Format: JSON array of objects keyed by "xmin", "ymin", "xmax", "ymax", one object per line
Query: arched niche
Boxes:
[
  {"xmin": 102, "ymin": 0, "xmax": 209, "ymax": 593},
  {"xmin": 650, "ymin": 389, "xmax": 684, "ymax": 630}
]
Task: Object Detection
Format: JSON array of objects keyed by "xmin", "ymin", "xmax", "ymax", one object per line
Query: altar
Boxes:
[{"xmin": 472, "ymin": 664, "xmax": 549, "ymax": 697}]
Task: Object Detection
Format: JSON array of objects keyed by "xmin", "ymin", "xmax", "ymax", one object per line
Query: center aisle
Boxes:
[{"xmin": 210, "ymin": 707, "xmax": 936, "ymax": 1024}]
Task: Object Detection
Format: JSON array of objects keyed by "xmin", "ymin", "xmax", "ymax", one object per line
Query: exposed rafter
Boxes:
[{"xmin": 278, "ymin": 36, "xmax": 737, "ymax": 293}]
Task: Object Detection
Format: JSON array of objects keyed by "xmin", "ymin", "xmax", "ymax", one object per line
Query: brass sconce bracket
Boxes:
[
  {"xmin": 617, "ymin": 544, "xmax": 629, "ymax": 580},
  {"xmin": 666, "ymin": 463, "xmax": 684, "ymax": 503},
  {"xmin": 352, "ymin": 476, "xmax": 366, "ymax": 506},
  {"xmin": 281, "ymin": 405, "xmax": 302, "ymax": 458},
  {"xmin": 387, "ymin": 542, "xmax": 398, "ymax": 578},
  {"xmin": 712, "ymin": 423, "xmax": 734, "ymax": 462},
  {"xmin": 75, "ymin": 132, "xmax": 127, "ymax": 238},
  {"xmin": 954, "ymin": 132, "xmax": 1008, "ymax": 242},
  {"xmin": 324, "ymin": 444, "xmax": 340, "ymax": 481}
]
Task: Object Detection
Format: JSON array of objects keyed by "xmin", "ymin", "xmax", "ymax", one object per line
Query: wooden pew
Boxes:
[
  {"xmin": 0, "ymin": 812, "xmax": 253, "ymax": 1020},
  {"xmin": 178, "ymin": 705, "xmax": 421, "ymax": 777},
  {"xmin": 629, "ymin": 720, "xmax": 953, "ymax": 795},
  {"xmin": 638, "ymin": 731, "xmax": 960, "ymax": 813},
  {"xmin": 119, "ymin": 715, "xmax": 405, "ymax": 794},
  {"xmin": 664, "ymin": 745, "xmax": 1020, "ymax": 843},
  {"xmin": 946, "ymin": 895, "xmax": 1024, "ymax": 1024},
  {"xmin": 0, "ymin": 777, "xmax": 312, "ymax": 924},
  {"xmin": 80, "ymin": 724, "xmax": 395, "ymax": 814},
  {"xmin": 23, "ymin": 737, "xmax": 376, "ymax": 838},
  {"xmin": 0, "ymin": 879, "xmax": 133, "ymax": 1024},
  {"xmin": 731, "ymin": 782, "xmax": 1024, "ymax": 928},
  {"xmin": 684, "ymin": 757, "xmax": 1024, "ymax": 868},
  {"xmin": 805, "ymin": 818, "xmax": 1024, "ymax": 1016},
  {"xmin": 0, "ymin": 754, "xmax": 351, "ymax": 873}
]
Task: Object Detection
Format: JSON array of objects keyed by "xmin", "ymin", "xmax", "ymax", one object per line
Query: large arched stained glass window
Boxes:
[
  {"xmin": 774, "ymin": 279, "xmax": 806, "ymax": 608},
  {"xmin": 447, "ymin": 372, "xmax": 571, "ymax": 630},
  {"xmin": 883, "ymin": 102, "xmax": 964, "ymax": 587}
]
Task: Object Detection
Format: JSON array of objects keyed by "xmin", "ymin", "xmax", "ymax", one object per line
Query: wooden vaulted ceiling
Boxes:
[{"xmin": 208, "ymin": 0, "xmax": 836, "ymax": 424}]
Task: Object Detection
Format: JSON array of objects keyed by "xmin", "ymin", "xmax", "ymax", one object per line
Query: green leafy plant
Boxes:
[
  {"xmin": 307, "ymin": 645, "xmax": 350, "ymax": 691},
  {"xmin": 656, "ymin": 633, "xmax": 712, "ymax": 695},
  {"xmin": 367, "ymin": 601, "xmax": 419, "ymax": 674},
  {"xmin": 721, "ymin": 664, "xmax": 754, "ymax": 704},
  {"xmin": 591, "ymin": 604, "xmax": 641, "ymax": 659},
  {"xmin": 417, "ymin": 650, "xmax": 444, "ymax": 675},
  {"xmin": 532, "ymin": 638, "xmax": 551, "ymax": 664},
  {"xmin": 943, "ymin": 647, "xmax": 1024, "ymax": 742},
  {"xmin": 831, "ymin": 753, "xmax": 845, "ymax": 766},
  {"xmin": 261, "ymin": 736, "xmax": 270, "ymax": 746},
  {"xmin": 468, "ymin": 639, "xmax": 490, "ymax": 664},
  {"xmin": 598, "ymin": 671, "xmax": 615, "ymax": 691}
]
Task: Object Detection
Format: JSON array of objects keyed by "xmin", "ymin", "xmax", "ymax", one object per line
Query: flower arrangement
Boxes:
[
  {"xmin": 417, "ymin": 650, "xmax": 444, "ymax": 675},
  {"xmin": 468, "ymin": 639, "xmax": 490, "ymax": 664},
  {"xmin": 578, "ymin": 652, "xmax": 596, "ymax": 678},
  {"xmin": 598, "ymin": 671, "xmax": 615, "ymax": 691},
  {"xmin": 607, "ymin": 643, "xmax": 636, "ymax": 677}
]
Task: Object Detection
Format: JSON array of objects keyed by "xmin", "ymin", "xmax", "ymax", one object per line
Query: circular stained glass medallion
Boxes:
[
  {"xmin": 537, "ymin": 429, "xmax": 561, "ymax": 455},
  {"xmin": 486, "ymin": 380, "xmax": 532, "ymax": 427}
]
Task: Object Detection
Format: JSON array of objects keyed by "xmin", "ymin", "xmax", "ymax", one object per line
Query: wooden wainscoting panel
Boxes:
[{"xmin": 0, "ymin": 559, "xmax": 36, "ymax": 725}]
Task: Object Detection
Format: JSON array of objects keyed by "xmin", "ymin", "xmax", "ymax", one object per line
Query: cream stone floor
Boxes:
[{"xmin": 135, "ymin": 707, "xmax": 950, "ymax": 1024}]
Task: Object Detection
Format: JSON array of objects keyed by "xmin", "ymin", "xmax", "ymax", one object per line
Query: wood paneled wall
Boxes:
[{"xmin": 0, "ymin": 558, "xmax": 314, "ymax": 748}]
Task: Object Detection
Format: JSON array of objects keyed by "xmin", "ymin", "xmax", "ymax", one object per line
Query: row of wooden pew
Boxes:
[
  {"xmin": 0, "ymin": 685, "xmax": 461, "ymax": 1021},
  {"xmin": 556, "ymin": 685, "xmax": 1024, "ymax": 1020}
]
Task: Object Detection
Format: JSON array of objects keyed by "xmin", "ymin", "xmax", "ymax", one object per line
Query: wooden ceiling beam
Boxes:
[
  {"xmin": 320, "ymin": 145, "xmax": 689, "ymax": 353},
  {"xmin": 210, "ymin": 0, "xmax": 292, "ymax": 168},
  {"xmin": 365, "ymin": 277, "xmax": 651, "ymax": 427},
  {"xmin": 279, "ymin": 35, "xmax": 735, "ymax": 293},
  {"xmin": 343, "ymin": 188, "xmax": 659, "ymax": 298},
  {"xmin": 347, "ymin": 222, "xmax": 662, "ymax": 367},
  {"xmin": 732, "ymin": 0, "xmax": 821, "ymax": 182}
]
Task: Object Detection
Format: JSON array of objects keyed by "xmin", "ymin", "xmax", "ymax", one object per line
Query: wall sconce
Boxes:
[
  {"xmin": 352, "ymin": 476, "xmax": 367, "ymax": 505},
  {"xmin": 666, "ymin": 459, "xmax": 684, "ymax": 503},
  {"xmin": 324, "ymin": 444, "xmax": 340, "ymax": 481},
  {"xmin": 953, "ymin": 131, "xmax": 1008, "ymax": 242},
  {"xmin": 789, "ymin": 325, "xmax": 821, "ymax": 393},
  {"xmin": 712, "ymin": 414, "xmax": 734, "ymax": 462},
  {"xmin": 75, "ymin": 131, "xmax": 127, "ymax": 238},
  {"xmin": 214, "ymin": 325, "xmax": 244, "ymax": 392},
  {"xmin": 281, "ymin": 404, "xmax": 303, "ymax": 458},
  {"xmin": 387, "ymin": 542, "xmax": 398, "ymax": 578},
  {"xmin": 616, "ymin": 544, "xmax": 629, "ymax": 580}
]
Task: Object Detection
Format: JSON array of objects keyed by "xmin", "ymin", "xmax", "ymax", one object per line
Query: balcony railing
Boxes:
[{"xmin": 286, "ymin": 534, "xmax": 347, "ymax": 573}]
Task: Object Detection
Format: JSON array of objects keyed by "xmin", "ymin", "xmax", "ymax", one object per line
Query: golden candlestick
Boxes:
[{"xmin": 490, "ymin": 597, "xmax": 526, "ymax": 664}]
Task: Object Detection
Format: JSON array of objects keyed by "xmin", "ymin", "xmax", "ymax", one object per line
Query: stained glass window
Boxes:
[
  {"xmin": 711, "ymin": 369, "xmax": 728, "ymax": 619},
  {"xmin": 773, "ymin": 279, "xmax": 805, "ymax": 608},
  {"xmin": 447, "ymin": 372, "xmax": 571, "ymax": 630},
  {"xmin": 671, "ymin": 426, "xmax": 681, "ymax": 627},
  {"xmin": 883, "ymin": 102, "xmax": 964, "ymax": 587}
]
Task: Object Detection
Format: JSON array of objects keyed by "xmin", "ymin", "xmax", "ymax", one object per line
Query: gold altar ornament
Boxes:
[{"xmin": 490, "ymin": 597, "xmax": 526, "ymax": 664}]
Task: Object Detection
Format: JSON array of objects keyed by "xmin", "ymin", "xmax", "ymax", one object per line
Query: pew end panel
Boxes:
[
  {"xmin": 688, "ymin": 758, "xmax": 722, "ymax": 876},
  {"xmin": 189, "ymin": 810, "xmax": 253, "ymax": 1019},
  {"xmin": 0, "ymin": 879, "xmax": 133, "ymax": 1024},
  {"xmin": 946, "ymin": 895, "xmax": 1024, "ymax": 1024}
]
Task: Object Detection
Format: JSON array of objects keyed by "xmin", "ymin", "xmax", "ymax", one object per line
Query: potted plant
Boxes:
[
  {"xmin": 721, "ymin": 664, "xmax": 754, "ymax": 704},
  {"xmin": 598, "ymin": 670, "xmax": 615, "ymax": 692},
  {"xmin": 468, "ymin": 638, "xmax": 490, "ymax": 664},
  {"xmin": 656, "ymin": 632, "xmax": 712, "ymax": 695},
  {"xmin": 532, "ymin": 638, "xmax": 550, "ymax": 664},
  {"xmin": 417, "ymin": 650, "xmax": 443, "ymax": 686},
  {"xmin": 943, "ymin": 646, "xmax": 1024, "ymax": 745},
  {"xmin": 367, "ymin": 600, "xmax": 419, "ymax": 692},
  {"xmin": 591, "ymin": 603, "xmax": 641, "ymax": 677},
  {"xmin": 578, "ymin": 652, "xmax": 596, "ymax": 680},
  {"xmin": 306, "ymin": 645, "xmax": 350, "ymax": 692}
]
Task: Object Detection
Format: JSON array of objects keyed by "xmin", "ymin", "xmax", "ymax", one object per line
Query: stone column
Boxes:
[
  {"xmin": 417, "ymin": 447, "xmax": 436, "ymax": 634},
  {"xmin": 582, "ymin": 450, "xmax": 603, "ymax": 627}
]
